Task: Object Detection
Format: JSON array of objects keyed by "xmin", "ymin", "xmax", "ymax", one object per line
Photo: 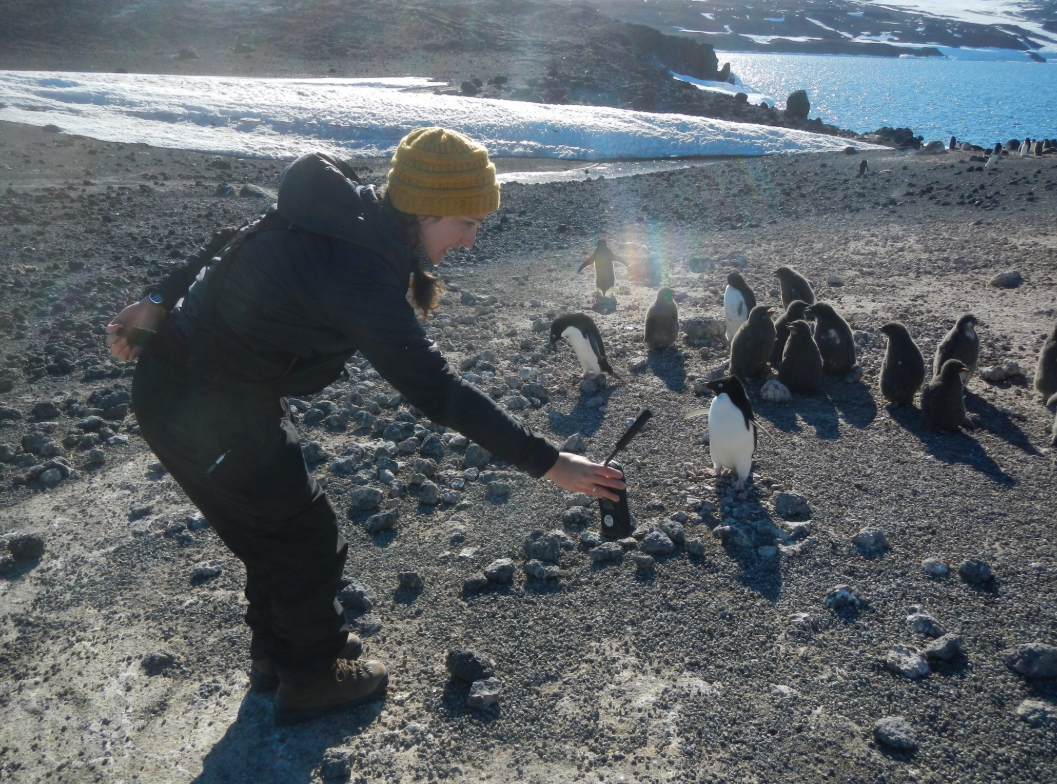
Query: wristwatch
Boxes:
[{"xmin": 147, "ymin": 290, "xmax": 164, "ymax": 306}]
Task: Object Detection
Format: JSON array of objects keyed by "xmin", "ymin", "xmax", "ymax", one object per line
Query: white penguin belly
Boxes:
[
  {"xmin": 708, "ymin": 395, "xmax": 755, "ymax": 476},
  {"xmin": 563, "ymin": 326, "xmax": 602, "ymax": 376},
  {"xmin": 724, "ymin": 287, "xmax": 747, "ymax": 342}
]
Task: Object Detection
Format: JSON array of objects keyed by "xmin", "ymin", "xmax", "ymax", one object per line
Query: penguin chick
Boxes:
[
  {"xmin": 778, "ymin": 320, "xmax": 823, "ymax": 394},
  {"xmin": 879, "ymin": 321, "xmax": 926, "ymax": 406},
  {"xmin": 771, "ymin": 299, "xmax": 810, "ymax": 367},
  {"xmin": 644, "ymin": 287, "xmax": 679, "ymax": 350},
  {"xmin": 857, "ymin": 159, "xmax": 868, "ymax": 177},
  {"xmin": 1033, "ymin": 321, "xmax": 1057, "ymax": 402},
  {"xmin": 730, "ymin": 305, "xmax": 776, "ymax": 382},
  {"xmin": 549, "ymin": 313, "xmax": 618, "ymax": 378},
  {"xmin": 774, "ymin": 266, "xmax": 815, "ymax": 309},
  {"xmin": 934, "ymin": 314, "xmax": 979, "ymax": 384},
  {"xmin": 724, "ymin": 271, "xmax": 757, "ymax": 342},
  {"xmin": 921, "ymin": 359, "xmax": 968, "ymax": 432},
  {"xmin": 703, "ymin": 375, "xmax": 757, "ymax": 491},
  {"xmin": 578, "ymin": 239, "xmax": 625, "ymax": 297},
  {"xmin": 804, "ymin": 302, "xmax": 856, "ymax": 376}
]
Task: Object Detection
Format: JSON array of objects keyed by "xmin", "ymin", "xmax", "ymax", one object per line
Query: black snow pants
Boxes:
[{"xmin": 131, "ymin": 346, "xmax": 349, "ymax": 684}]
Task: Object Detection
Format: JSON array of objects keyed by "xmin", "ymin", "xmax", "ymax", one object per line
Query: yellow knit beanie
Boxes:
[{"xmin": 386, "ymin": 127, "xmax": 500, "ymax": 216}]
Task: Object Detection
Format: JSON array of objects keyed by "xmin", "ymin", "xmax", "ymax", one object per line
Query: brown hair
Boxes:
[{"xmin": 381, "ymin": 191, "xmax": 441, "ymax": 317}]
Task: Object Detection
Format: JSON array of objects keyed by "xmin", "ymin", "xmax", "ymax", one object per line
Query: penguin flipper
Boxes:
[
  {"xmin": 599, "ymin": 357, "xmax": 621, "ymax": 378},
  {"xmin": 577, "ymin": 258, "xmax": 593, "ymax": 273}
]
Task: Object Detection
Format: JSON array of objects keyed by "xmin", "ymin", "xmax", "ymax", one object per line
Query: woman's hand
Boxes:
[
  {"xmin": 105, "ymin": 298, "xmax": 167, "ymax": 361},
  {"xmin": 544, "ymin": 452, "xmax": 626, "ymax": 502}
]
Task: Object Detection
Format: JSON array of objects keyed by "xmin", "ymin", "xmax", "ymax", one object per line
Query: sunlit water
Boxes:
[{"xmin": 720, "ymin": 53, "xmax": 1057, "ymax": 145}]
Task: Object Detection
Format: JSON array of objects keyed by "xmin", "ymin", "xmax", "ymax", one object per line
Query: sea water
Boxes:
[{"xmin": 720, "ymin": 53, "xmax": 1057, "ymax": 145}]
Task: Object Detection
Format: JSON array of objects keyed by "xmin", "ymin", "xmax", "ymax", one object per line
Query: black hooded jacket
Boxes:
[{"xmin": 149, "ymin": 152, "xmax": 559, "ymax": 478}]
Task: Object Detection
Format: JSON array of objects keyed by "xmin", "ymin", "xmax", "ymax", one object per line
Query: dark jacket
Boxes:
[{"xmin": 149, "ymin": 153, "xmax": 559, "ymax": 478}]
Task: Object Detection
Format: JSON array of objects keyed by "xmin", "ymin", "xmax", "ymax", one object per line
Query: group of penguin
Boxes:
[{"xmin": 550, "ymin": 240, "xmax": 1057, "ymax": 491}]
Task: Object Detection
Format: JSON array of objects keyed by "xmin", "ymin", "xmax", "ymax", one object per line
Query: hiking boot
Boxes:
[
  {"xmin": 274, "ymin": 658, "xmax": 388, "ymax": 725},
  {"xmin": 249, "ymin": 633, "xmax": 363, "ymax": 692}
]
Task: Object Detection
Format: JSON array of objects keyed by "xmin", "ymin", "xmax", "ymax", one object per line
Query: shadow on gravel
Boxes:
[
  {"xmin": 192, "ymin": 691, "xmax": 385, "ymax": 784},
  {"xmin": 646, "ymin": 349, "xmax": 687, "ymax": 392},
  {"xmin": 887, "ymin": 406, "xmax": 1015, "ymax": 485},
  {"xmin": 966, "ymin": 391, "xmax": 1041, "ymax": 456},
  {"xmin": 827, "ymin": 379, "xmax": 878, "ymax": 429},
  {"xmin": 757, "ymin": 393, "xmax": 840, "ymax": 439},
  {"xmin": 547, "ymin": 387, "xmax": 615, "ymax": 438}
]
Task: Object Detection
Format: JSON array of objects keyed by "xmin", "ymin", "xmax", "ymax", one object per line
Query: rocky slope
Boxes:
[{"xmin": 1, "ymin": 119, "xmax": 1057, "ymax": 783}]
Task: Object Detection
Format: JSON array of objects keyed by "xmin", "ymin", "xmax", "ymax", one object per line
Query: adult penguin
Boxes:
[
  {"xmin": 949, "ymin": 136, "xmax": 957, "ymax": 151},
  {"xmin": 879, "ymin": 321, "xmax": 926, "ymax": 406},
  {"xmin": 771, "ymin": 299, "xmax": 810, "ymax": 366},
  {"xmin": 702, "ymin": 375, "xmax": 757, "ymax": 491},
  {"xmin": 578, "ymin": 239, "xmax": 624, "ymax": 297},
  {"xmin": 857, "ymin": 159, "xmax": 869, "ymax": 177},
  {"xmin": 934, "ymin": 314, "xmax": 979, "ymax": 384},
  {"xmin": 1034, "ymin": 321, "xmax": 1057, "ymax": 402},
  {"xmin": 730, "ymin": 305, "xmax": 776, "ymax": 382},
  {"xmin": 805, "ymin": 302, "xmax": 856, "ymax": 376},
  {"xmin": 774, "ymin": 266, "xmax": 815, "ymax": 309},
  {"xmin": 644, "ymin": 287, "xmax": 679, "ymax": 350},
  {"xmin": 778, "ymin": 320, "xmax": 823, "ymax": 394},
  {"xmin": 723, "ymin": 271, "xmax": 756, "ymax": 343},
  {"xmin": 921, "ymin": 359, "xmax": 968, "ymax": 432},
  {"xmin": 550, "ymin": 313, "xmax": 618, "ymax": 378}
]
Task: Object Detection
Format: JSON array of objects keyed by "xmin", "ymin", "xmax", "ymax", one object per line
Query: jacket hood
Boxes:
[{"xmin": 276, "ymin": 152, "xmax": 411, "ymax": 278}]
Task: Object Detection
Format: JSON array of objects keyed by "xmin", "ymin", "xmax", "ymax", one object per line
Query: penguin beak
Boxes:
[
  {"xmin": 703, "ymin": 380, "xmax": 719, "ymax": 394},
  {"xmin": 766, "ymin": 308, "xmax": 775, "ymax": 314}
]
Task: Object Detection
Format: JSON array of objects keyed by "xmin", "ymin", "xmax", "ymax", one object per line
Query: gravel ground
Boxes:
[{"xmin": 1, "ymin": 119, "xmax": 1057, "ymax": 784}]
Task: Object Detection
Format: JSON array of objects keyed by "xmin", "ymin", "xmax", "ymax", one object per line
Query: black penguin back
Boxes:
[
  {"xmin": 879, "ymin": 321, "xmax": 926, "ymax": 406},
  {"xmin": 1035, "ymin": 321, "xmax": 1057, "ymax": 401},
  {"xmin": 727, "ymin": 272, "xmax": 756, "ymax": 311},
  {"xmin": 774, "ymin": 266, "xmax": 815, "ymax": 308},
  {"xmin": 771, "ymin": 299, "xmax": 810, "ymax": 366},
  {"xmin": 934, "ymin": 314, "xmax": 979, "ymax": 379},
  {"xmin": 778, "ymin": 320, "xmax": 823, "ymax": 394},
  {"xmin": 922, "ymin": 359, "xmax": 967, "ymax": 431},
  {"xmin": 730, "ymin": 305, "xmax": 776, "ymax": 382},
  {"xmin": 807, "ymin": 303, "xmax": 856, "ymax": 376}
]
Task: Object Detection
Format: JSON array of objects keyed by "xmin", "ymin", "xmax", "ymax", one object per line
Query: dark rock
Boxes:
[
  {"xmin": 785, "ymin": 89, "xmax": 810, "ymax": 121},
  {"xmin": 874, "ymin": 716, "xmax": 918, "ymax": 752},
  {"xmin": 641, "ymin": 530, "xmax": 675, "ymax": 555},
  {"xmin": 141, "ymin": 651, "xmax": 177, "ymax": 675},
  {"xmin": 825, "ymin": 584, "xmax": 863, "ymax": 610},
  {"xmin": 463, "ymin": 573, "xmax": 489, "ymax": 593},
  {"xmin": 463, "ymin": 444, "xmax": 490, "ymax": 469},
  {"xmin": 446, "ymin": 648, "xmax": 495, "ymax": 682},
  {"xmin": 7, "ymin": 532, "xmax": 45, "ymax": 561},
  {"xmin": 397, "ymin": 570, "xmax": 423, "ymax": 590},
  {"xmin": 467, "ymin": 678, "xmax": 502, "ymax": 709},
  {"xmin": 924, "ymin": 634, "xmax": 964, "ymax": 662},
  {"xmin": 364, "ymin": 508, "xmax": 398, "ymax": 534},
  {"xmin": 484, "ymin": 558, "xmax": 515, "ymax": 583},
  {"xmin": 1001, "ymin": 643, "xmax": 1057, "ymax": 679},
  {"xmin": 775, "ymin": 492, "xmax": 811, "ymax": 520},
  {"xmin": 339, "ymin": 580, "xmax": 376, "ymax": 613},
  {"xmin": 958, "ymin": 558, "xmax": 993, "ymax": 585},
  {"xmin": 32, "ymin": 401, "xmax": 61, "ymax": 420},
  {"xmin": 562, "ymin": 506, "xmax": 592, "ymax": 528}
]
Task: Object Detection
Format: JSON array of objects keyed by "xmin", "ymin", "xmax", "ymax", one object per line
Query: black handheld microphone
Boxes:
[{"xmin": 598, "ymin": 410, "xmax": 651, "ymax": 537}]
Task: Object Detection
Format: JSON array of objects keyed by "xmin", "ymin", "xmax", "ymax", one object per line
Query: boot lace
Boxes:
[{"xmin": 334, "ymin": 659, "xmax": 370, "ymax": 683}]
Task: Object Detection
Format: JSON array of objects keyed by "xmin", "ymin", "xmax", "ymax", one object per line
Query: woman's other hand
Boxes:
[
  {"xmin": 105, "ymin": 298, "xmax": 167, "ymax": 361},
  {"xmin": 544, "ymin": 452, "xmax": 626, "ymax": 502}
]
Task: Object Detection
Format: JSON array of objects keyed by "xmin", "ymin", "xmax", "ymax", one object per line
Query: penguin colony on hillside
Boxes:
[{"xmin": 551, "ymin": 217, "xmax": 1057, "ymax": 490}]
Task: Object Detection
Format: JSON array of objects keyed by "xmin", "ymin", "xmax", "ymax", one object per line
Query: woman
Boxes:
[{"xmin": 106, "ymin": 127, "xmax": 624, "ymax": 724}]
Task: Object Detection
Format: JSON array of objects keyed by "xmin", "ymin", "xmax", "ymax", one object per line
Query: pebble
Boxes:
[
  {"xmin": 141, "ymin": 651, "xmax": 177, "ymax": 675},
  {"xmin": 349, "ymin": 487, "xmax": 383, "ymax": 510},
  {"xmin": 468, "ymin": 677, "xmax": 503, "ymax": 710},
  {"xmin": 524, "ymin": 559, "xmax": 561, "ymax": 581},
  {"xmin": 418, "ymin": 481, "xmax": 441, "ymax": 505},
  {"xmin": 874, "ymin": 716, "xmax": 918, "ymax": 752},
  {"xmin": 632, "ymin": 553, "xmax": 655, "ymax": 571},
  {"xmin": 580, "ymin": 531, "xmax": 603, "ymax": 548},
  {"xmin": 906, "ymin": 610, "xmax": 947, "ymax": 638},
  {"xmin": 319, "ymin": 749, "xmax": 353, "ymax": 780},
  {"xmin": 351, "ymin": 614, "xmax": 382, "ymax": 636},
  {"xmin": 397, "ymin": 570, "xmax": 423, "ymax": 590},
  {"xmin": 339, "ymin": 581, "xmax": 376, "ymax": 612},
  {"xmin": 446, "ymin": 648, "xmax": 495, "ymax": 683},
  {"xmin": 463, "ymin": 573, "xmax": 489, "ymax": 593},
  {"xmin": 562, "ymin": 506, "xmax": 592, "ymax": 528},
  {"xmin": 886, "ymin": 645, "xmax": 930, "ymax": 679},
  {"xmin": 659, "ymin": 520, "xmax": 685, "ymax": 545},
  {"xmin": 457, "ymin": 547, "xmax": 478, "ymax": 562},
  {"xmin": 851, "ymin": 527, "xmax": 889, "ymax": 556},
  {"xmin": 826, "ymin": 275, "xmax": 844, "ymax": 287},
  {"xmin": 485, "ymin": 481, "xmax": 510, "ymax": 500},
  {"xmin": 365, "ymin": 509, "xmax": 398, "ymax": 534},
  {"xmin": 825, "ymin": 584, "xmax": 864, "ymax": 611},
  {"xmin": 561, "ymin": 433, "xmax": 586, "ymax": 453},
  {"xmin": 685, "ymin": 538, "xmax": 706, "ymax": 556},
  {"xmin": 958, "ymin": 557, "xmax": 993, "ymax": 585},
  {"xmin": 589, "ymin": 542, "xmax": 624, "ymax": 563},
  {"xmin": 922, "ymin": 558, "xmax": 949, "ymax": 578},
  {"xmin": 463, "ymin": 444, "xmax": 490, "ymax": 468},
  {"xmin": 640, "ymin": 530, "xmax": 675, "ymax": 555},
  {"xmin": 990, "ymin": 269, "xmax": 1023, "ymax": 288},
  {"xmin": 628, "ymin": 356, "xmax": 649, "ymax": 372},
  {"xmin": 1000, "ymin": 643, "xmax": 1057, "ymax": 679},
  {"xmin": 979, "ymin": 362, "xmax": 1021, "ymax": 382},
  {"xmin": 713, "ymin": 524, "xmax": 752, "ymax": 549},
  {"xmin": 192, "ymin": 560, "xmax": 222, "ymax": 578},
  {"xmin": 6, "ymin": 532, "xmax": 45, "ymax": 561},
  {"xmin": 760, "ymin": 379, "xmax": 792, "ymax": 403},
  {"xmin": 1016, "ymin": 700, "xmax": 1057, "ymax": 728},
  {"xmin": 524, "ymin": 530, "xmax": 572, "ymax": 563},
  {"xmin": 924, "ymin": 633, "xmax": 965, "ymax": 662},
  {"xmin": 484, "ymin": 558, "xmax": 515, "ymax": 583},
  {"xmin": 774, "ymin": 492, "xmax": 811, "ymax": 520}
]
